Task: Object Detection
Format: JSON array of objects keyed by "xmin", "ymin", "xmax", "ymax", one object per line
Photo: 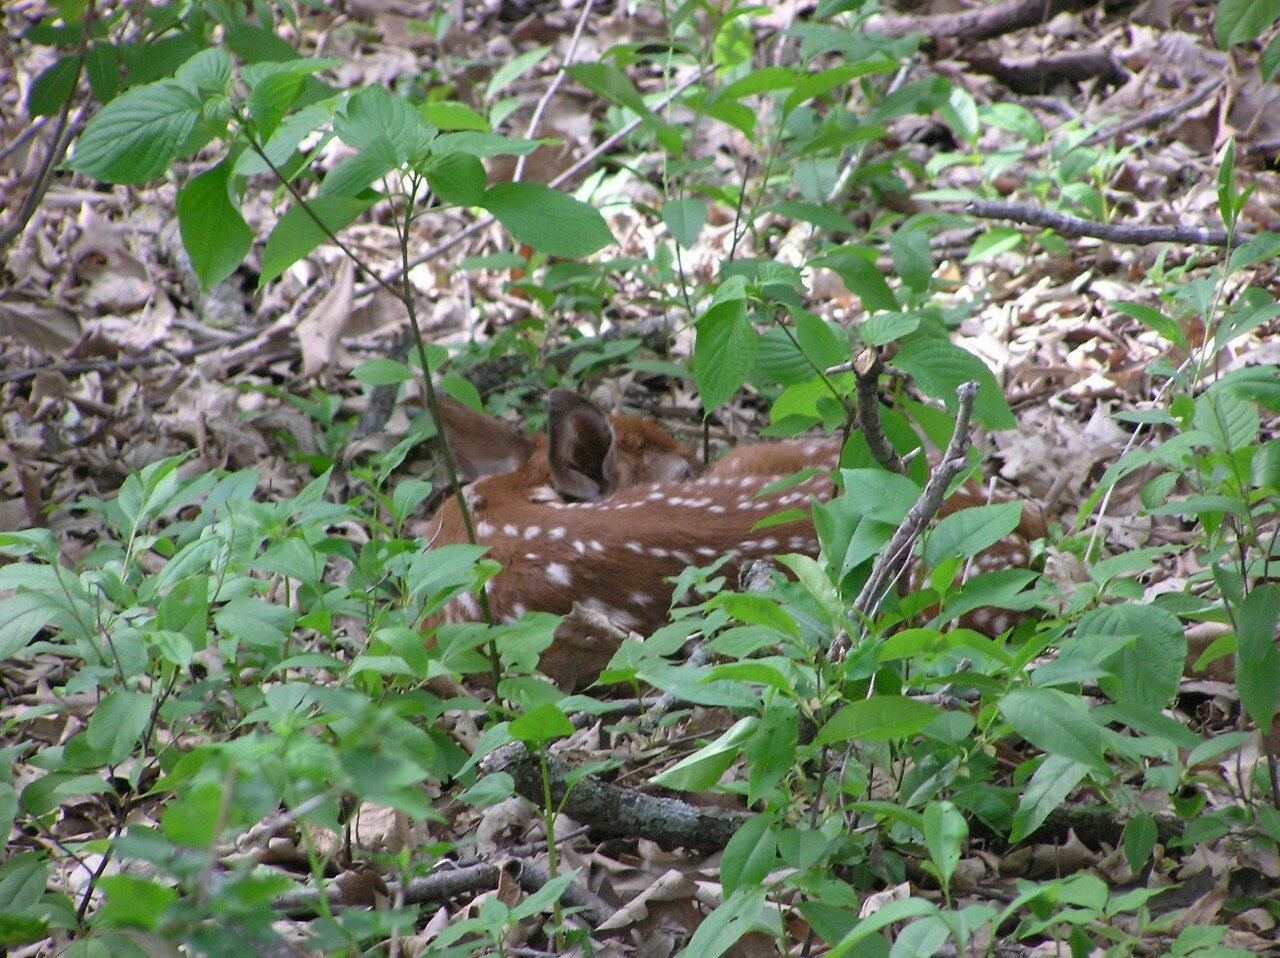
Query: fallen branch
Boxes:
[
  {"xmin": 967, "ymin": 200, "xmax": 1246, "ymax": 248},
  {"xmin": 866, "ymin": 0, "xmax": 1097, "ymax": 42},
  {"xmin": 480, "ymin": 742, "xmax": 750, "ymax": 853}
]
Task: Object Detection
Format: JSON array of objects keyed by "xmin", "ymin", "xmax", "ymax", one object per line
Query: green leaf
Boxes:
[
  {"xmin": 427, "ymin": 152, "xmax": 486, "ymax": 206},
  {"xmin": 663, "ymin": 198, "xmax": 707, "ymax": 249},
  {"xmin": 508, "ymin": 704, "xmax": 573, "ymax": 745},
  {"xmin": 720, "ymin": 814, "xmax": 777, "ymax": 897},
  {"xmin": 1193, "ymin": 389, "xmax": 1259, "ymax": 453},
  {"xmin": 419, "ymin": 101, "xmax": 491, "ymax": 131},
  {"xmin": 68, "ymin": 80, "xmax": 202, "ymax": 183},
  {"xmin": 85, "ymin": 691, "xmax": 152, "ymax": 768},
  {"xmin": 694, "ymin": 299, "xmax": 756, "ymax": 412},
  {"xmin": 336, "ymin": 85, "xmax": 435, "ymax": 164},
  {"xmin": 888, "ymin": 229, "xmax": 933, "ymax": 294},
  {"xmin": 964, "ymin": 227, "xmax": 1023, "ymax": 262},
  {"xmin": 894, "ymin": 336, "xmax": 1016, "ymax": 430},
  {"xmin": 86, "ymin": 42, "xmax": 120, "ymax": 103},
  {"xmin": 481, "ymin": 182, "xmax": 614, "ymax": 258},
  {"xmin": 459, "ymin": 772, "xmax": 515, "ymax": 807},
  {"xmin": 487, "ymin": 45, "xmax": 551, "ymax": 101},
  {"xmin": 1080, "ymin": 603, "xmax": 1185, "ymax": 711},
  {"xmin": 1216, "ymin": 0, "xmax": 1280, "ymax": 46},
  {"xmin": 1010, "ymin": 754, "xmax": 1089, "ymax": 843},
  {"xmin": 923, "ymin": 801, "xmax": 966, "ymax": 891},
  {"xmin": 815, "ymin": 697, "xmax": 942, "ymax": 745},
  {"xmin": 97, "ymin": 875, "xmax": 177, "ymax": 930},
  {"xmin": 318, "ymin": 138, "xmax": 398, "ymax": 197},
  {"xmin": 814, "ymin": 248, "xmax": 897, "ymax": 312},
  {"xmin": 259, "ymin": 194, "xmax": 376, "ymax": 286},
  {"xmin": 432, "ymin": 131, "xmax": 540, "ymax": 158},
  {"xmin": 676, "ymin": 887, "xmax": 767, "ymax": 958},
  {"xmin": 178, "ymin": 159, "xmax": 252, "ymax": 288},
  {"xmin": 352, "ymin": 359, "xmax": 413, "ymax": 386},
  {"xmin": 1114, "ymin": 301, "xmax": 1187, "ymax": 352},
  {"xmin": 1263, "ymin": 32, "xmax": 1280, "ymax": 81},
  {"xmin": 652, "ymin": 717, "xmax": 757, "ymax": 791},
  {"xmin": 174, "ymin": 48, "xmax": 233, "ymax": 97},
  {"xmin": 0, "ymin": 593, "xmax": 62, "ymax": 659},
  {"xmin": 1237, "ymin": 584, "xmax": 1280, "ymax": 734},
  {"xmin": 1122, "ymin": 812, "xmax": 1157, "ymax": 871},
  {"xmin": 924, "ymin": 501, "xmax": 1022, "ymax": 567},
  {"xmin": 999, "ymin": 688, "xmax": 1105, "ymax": 768},
  {"xmin": 247, "ymin": 71, "xmax": 306, "ymax": 141},
  {"xmin": 28, "ymin": 56, "xmax": 79, "ymax": 117}
]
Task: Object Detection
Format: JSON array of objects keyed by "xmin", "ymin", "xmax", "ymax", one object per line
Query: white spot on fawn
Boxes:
[
  {"xmin": 573, "ymin": 540, "xmax": 587, "ymax": 555},
  {"xmin": 630, "ymin": 591, "xmax": 653, "ymax": 606},
  {"xmin": 476, "ymin": 521, "xmax": 494, "ymax": 538},
  {"xmin": 626, "ymin": 541, "xmax": 644, "ymax": 554},
  {"xmin": 502, "ymin": 523, "xmax": 519, "ymax": 538},
  {"xmin": 524, "ymin": 526, "xmax": 541, "ymax": 539},
  {"xmin": 549, "ymin": 527, "xmax": 567, "ymax": 540},
  {"xmin": 545, "ymin": 563, "xmax": 572, "ymax": 587}
]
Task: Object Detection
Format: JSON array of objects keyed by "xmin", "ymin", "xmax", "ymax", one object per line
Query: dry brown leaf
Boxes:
[{"xmin": 298, "ymin": 258, "xmax": 355, "ymax": 378}]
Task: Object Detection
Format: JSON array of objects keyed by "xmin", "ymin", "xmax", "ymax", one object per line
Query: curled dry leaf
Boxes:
[{"xmin": 297, "ymin": 258, "xmax": 356, "ymax": 378}]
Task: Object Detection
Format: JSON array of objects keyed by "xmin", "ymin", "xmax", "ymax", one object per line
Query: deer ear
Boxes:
[
  {"xmin": 436, "ymin": 397, "xmax": 533, "ymax": 482},
  {"xmin": 547, "ymin": 390, "xmax": 619, "ymax": 501}
]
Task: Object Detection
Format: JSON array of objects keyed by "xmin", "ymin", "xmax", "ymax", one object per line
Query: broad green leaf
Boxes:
[
  {"xmin": 652, "ymin": 717, "xmax": 757, "ymax": 791},
  {"xmin": 894, "ymin": 336, "xmax": 1016, "ymax": 430},
  {"xmin": 352, "ymin": 359, "xmax": 413, "ymax": 386},
  {"xmin": 838, "ymin": 469, "xmax": 919, "ymax": 523},
  {"xmin": 720, "ymin": 814, "xmax": 777, "ymax": 896},
  {"xmin": 815, "ymin": 697, "xmax": 941, "ymax": 745},
  {"xmin": 924, "ymin": 501, "xmax": 1022, "ymax": 567},
  {"xmin": 1122, "ymin": 812, "xmax": 1158, "ymax": 871},
  {"xmin": 85, "ymin": 692, "xmax": 152, "ymax": 766},
  {"xmin": 508, "ymin": 704, "xmax": 573, "ymax": 745},
  {"xmin": 999, "ymin": 688, "xmax": 1105, "ymax": 768},
  {"xmin": 1237, "ymin": 584, "xmax": 1280, "ymax": 734},
  {"xmin": 86, "ymin": 42, "xmax": 121, "ymax": 103},
  {"xmin": 695, "ymin": 298, "xmax": 756, "ymax": 412},
  {"xmin": 68, "ymin": 81, "xmax": 202, "ymax": 183},
  {"xmin": 1216, "ymin": 0, "xmax": 1280, "ymax": 46},
  {"xmin": 676, "ymin": 887, "xmax": 767, "ymax": 958},
  {"xmin": 829, "ymin": 897, "xmax": 940, "ymax": 957},
  {"xmin": 923, "ymin": 801, "xmax": 966, "ymax": 890},
  {"xmin": 419, "ymin": 101, "xmax": 490, "ymax": 131},
  {"xmin": 813, "ymin": 247, "xmax": 897, "ymax": 312},
  {"xmin": 716, "ymin": 66, "xmax": 798, "ymax": 102},
  {"xmin": 1080, "ymin": 604, "xmax": 1185, "ymax": 711},
  {"xmin": 663, "ymin": 198, "xmax": 707, "ymax": 249},
  {"xmin": 487, "ymin": 45, "xmax": 550, "ymax": 101},
  {"xmin": 0, "ymin": 593, "xmax": 63, "ymax": 659},
  {"xmin": 247, "ymin": 71, "xmax": 306, "ymax": 141},
  {"xmin": 335, "ymin": 85, "xmax": 434, "ymax": 163},
  {"xmin": 28, "ymin": 57, "xmax": 78, "ymax": 117},
  {"xmin": 1193, "ymin": 389, "xmax": 1259, "ymax": 453},
  {"xmin": 259, "ymin": 194, "xmax": 376, "ymax": 286},
  {"xmin": 888, "ymin": 229, "xmax": 932, "ymax": 294},
  {"xmin": 964, "ymin": 227, "xmax": 1022, "ymax": 263},
  {"xmin": 173, "ymin": 48, "xmax": 233, "ymax": 98},
  {"xmin": 1009, "ymin": 754, "xmax": 1088, "ymax": 843},
  {"xmin": 432, "ymin": 131, "xmax": 539, "ymax": 157},
  {"xmin": 1114, "ymin": 302, "xmax": 1187, "ymax": 352},
  {"xmin": 427, "ymin": 152, "xmax": 486, "ymax": 206},
  {"xmin": 178, "ymin": 159, "xmax": 252, "ymax": 288},
  {"xmin": 319, "ymin": 138, "xmax": 398, "ymax": 197},
  {"xmin": 481, "ymin": 182, "xmax": 614, "ymax": 258}
]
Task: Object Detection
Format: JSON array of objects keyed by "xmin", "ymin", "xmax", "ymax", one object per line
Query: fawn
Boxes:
[{"xmin": 425, "ymin": 390, "xmax": 1040, "ymax": 686}]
